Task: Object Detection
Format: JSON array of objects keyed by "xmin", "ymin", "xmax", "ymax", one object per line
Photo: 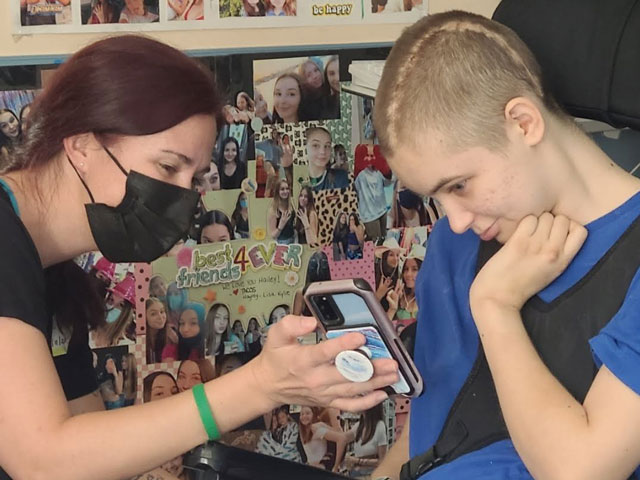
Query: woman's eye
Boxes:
[{"xmin": 161, "ymin": 164, "xmax": 178, "ymax": 174}]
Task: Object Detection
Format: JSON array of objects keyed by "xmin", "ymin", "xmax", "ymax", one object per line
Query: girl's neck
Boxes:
[
  {"xmin": 278, "ymin": 199, "xmax": 289, "ymax": 210},
  {"xmin": 309, "ymin": 163, "xmax": 325, "ymax": 179}
]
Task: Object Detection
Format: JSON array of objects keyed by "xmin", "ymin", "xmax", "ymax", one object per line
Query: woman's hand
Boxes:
[
  {"xmin": 282, "ymin": 145, "xmax": 294, "ymax": 168},
  {"xmin": 470, "ymin": 213, "xmax": 587, "ymax": 314},
  {"xmin": 376, "ymin": 276, "xmax": 392, "ymax": 300},
  {"xmin": 344, "ymin": 453, "xmax": 359, "ymax": 469},
  {"xmin": 386, "ymin": 288, "xmax": 399, "ymax": 312},
  {"xmin": 166, "ymin": 323, "xmax": 179, "ymax": 344},
  {"xmin": 250, "ymin": 316, "xmax": 399, "ymax": 412},
  {"xmin": 297, "ymin": 208, "xmax": 310, "ymax": 229},
  {"xmin": 277, "ymin": 210, "xmax": 291, "ymax": 231}
]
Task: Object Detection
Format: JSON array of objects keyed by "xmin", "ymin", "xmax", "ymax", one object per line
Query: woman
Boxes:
[
  {"xmin": 176, "ymin": 359, "xmax": 216, "ymax": 392},
  {"xmin": 391, "ymin": 181, "xmax": 438, "ymax": 228},
  {"xmin": 332, "ymin": 212, "xmax": 349, "ymax": 261},
  {"xmin": 298, "ymin": 406, "xmax": 348, "ymax": 471},
  {"xmin": 346, "ymin": 213, "xmax": 366, "ymax": 260},
  {"xmin": 244, "ymin": 317, "xmax": 262, "ymax": 358},
  {"xmin": 267, "ymin": 179, "xmax": 296, "ymax": 244},
  {"xmin": 323, "ymin": 56, "xmax": 341, "ymax": 119},
  {"xmin": 168, "ymin": 0, "xmax": 204, "ymax": 20},
  {"xmin": 305, "ymin": 126, "xmax": 349, "ymax": 191},
  {"xmin": 121, "ymin": 353, "xmax": 137, "ymax": 407},
  {"xmin": 242, "ymin": 0, "xmax": 265, "ymax": 16},
  {"xmin": 268, "ymin": 304, "xmax": 290, "ymax": 325},
  {"xmin": 217, "ymin": 136, "xmax": 246, "ymax": 190},
  {"xmin": 342, "ymin": 404, "xmax": 388, "ymax": 477},
  {"xmin": 148, "ymin": 275, "xmax": 167, "ymax": 299},
  {"xmin": 298, "ymin": 57, "xmax": 325, "ymax": 120},
  {"xmin": 90, "ymin": 299, "xmax": 135, "ymax": 348},
  {"xmin": 198, "ymin": 209, "xmax": 233, "ymax": 244},
  {"xmin": 119, "ymin": 0, "xmax": 158, "ymax": 22},
  {"xmin": 193, "ymin": 161, "xmax": 221, "ymax": 194},
  {"xmin": 257, "ymin": 405, "xmax": 303, "ymax": 462},
  {"xmin": 162, "ymin": 302, "xmax": 206, "ymax": 362},
  {"xmin": 232, "ymin": 319, "xmax": 245, "ymax": 344},
  {"xmin": 272, "ymin": 73, "xmax": 305, "ymax": 124},
  {"xmin": 0, "ymin": 109, "xmax": 22, "ymax": 168},
  {"xmin": 354, "ymin": 144, "xmax": 390, "ymax": 241},
  {"xmin": 205, "ymin": 303, "xmax": 243, "ymax": 356},
  {"xmin": 235, "ymin": 91, "xmax": 255, "ymax": 113},
  {"xmin": 264, "ymin": 0, "xmax": 296, "ymax": 16},
  {"xmin": 143, "ymin": 371, "xmax": 179, "ymax": 403},
  {"xmin": 332, "ymin": 144, "xmax": 348, "ymax": 172},
  {"xmin": 145, "ymin": 297, "xmax": 168, "ymax": 364},
  {"xmin": 87, "ymin": 0, "xmax": 121, "ymax": 23},
  {"xmin": 254, "ymin": 89, "xmax": 272, "ymax": 124},
  {"xmin": 231, "ymin": 191, "xmax": 250, "ymax": 239},
  {"xmin": 99, "ymin": 355, "xmax": 124, "ymax": 410},
  {"xmin": 373, "ymin": 238, "xmax": 402, "ymax": 308},
  {"xmin": 295, "ymin": 186, "xmax": 318, "ymax": 245},
  {"xmin": 0, "ymin": 35, "xmax": 394, "ymax": 480},
  {"xmin": 386, "ymin": 245, "xmax": 424, "ymax": 321}
]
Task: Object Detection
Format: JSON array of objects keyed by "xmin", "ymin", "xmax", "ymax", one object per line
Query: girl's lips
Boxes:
[{"xmin": 479, "ymin": 222, "xmax": 498, "ymax": 241}]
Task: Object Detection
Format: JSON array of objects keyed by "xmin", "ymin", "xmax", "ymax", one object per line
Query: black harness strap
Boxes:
[{"xmin": 401, "ymin": 214, "xmax": 640, "ymax": 480}]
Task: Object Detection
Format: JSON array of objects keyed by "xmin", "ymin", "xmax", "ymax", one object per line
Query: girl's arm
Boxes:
[
  {"xmin": 267, "ymin": 209, "xmax": 279, "ymax": 240},
  {"xmin": 168, "ymin": 0, "xmax": 190, "ymax": 16},
  {"xmin": 470, "ymin": 214, "xmax": 640, "ymax": 480},
  {"xmin": 306, "ymin": 211, "xmax": 319, "ymax": 245},
  {"xmin": 0, "ymin": 315, "xmax": 398, "ymax": 480},
  {"xmin": 356, "ymin": 225, "xmax": 365, "ymax": 246},
  {"xmin": 323, "ymin": 428, "xmax": 350, "ymax": 472}
]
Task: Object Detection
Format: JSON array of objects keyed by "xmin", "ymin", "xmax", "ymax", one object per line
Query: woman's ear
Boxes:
[
  {"xmin": 62, "ymin": 133, "xmax": 99, "ymax": 175},
  {"xmin": 504, "ymin": 96, "xmax": 545, "ymax": 147}
]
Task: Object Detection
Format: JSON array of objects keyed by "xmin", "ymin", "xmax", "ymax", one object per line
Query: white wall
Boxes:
[{"xmin": 0, "ymin": 0, "xmax": 500, "ymax": 59}]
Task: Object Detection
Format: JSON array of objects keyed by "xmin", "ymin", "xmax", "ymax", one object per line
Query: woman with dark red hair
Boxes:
[{"xmin": 0, "ymin": 35, "xmax": 397, "ymax": 479}]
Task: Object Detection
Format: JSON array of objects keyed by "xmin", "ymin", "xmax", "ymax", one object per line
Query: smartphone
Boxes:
[{"xmin": 304, "ymin": 278, "xmax": 423, "ymax": 398}]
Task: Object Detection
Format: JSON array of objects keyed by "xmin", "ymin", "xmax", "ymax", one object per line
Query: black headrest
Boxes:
[{"xmin": 493, "ymin": 0, "xmax": 640, "ymax": 130}]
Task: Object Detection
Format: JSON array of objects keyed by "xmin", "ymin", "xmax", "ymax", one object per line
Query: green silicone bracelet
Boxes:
[{"xmin": 192, "ymin": 383, "xmax": 220, "ymax": 441}]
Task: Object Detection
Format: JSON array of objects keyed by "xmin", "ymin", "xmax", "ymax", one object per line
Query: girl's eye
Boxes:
[{"xmin": 449, "ymin": 180, "xmax": 467, "ymax": 193}]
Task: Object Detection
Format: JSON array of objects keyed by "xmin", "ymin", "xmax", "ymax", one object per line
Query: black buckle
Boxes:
[{"xmin": 399, "ymin": 446, "xmax": 444, "ymax": 480}]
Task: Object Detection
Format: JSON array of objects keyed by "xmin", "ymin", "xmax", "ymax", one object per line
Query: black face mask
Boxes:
[
  {"xmin": 398, "ymin": 189, "xmax": 423, "ymax": 210},
  {"xmin": 71, "ymin": 146, "xmax": 200, "ymax": 263}
]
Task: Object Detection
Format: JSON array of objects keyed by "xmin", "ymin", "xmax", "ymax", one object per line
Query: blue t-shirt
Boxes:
[{"xmin": 411, "ymin": 191, "xmax": 640, "ymax": 479}]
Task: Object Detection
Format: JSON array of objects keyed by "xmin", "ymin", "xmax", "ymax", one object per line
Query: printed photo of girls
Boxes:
[
  {"xmin": 255, "ymin": 127, "xmax": 294, "ymax": 198},
  {"xmin": 0, "ymin": 90, "xmax": 37, "ymax": 169},
  {"xmin": 353, "ymin": 143, "xmax": 393, "ymax": 242},
  {"xmin": 220, "ymin": 0, "xmax": 296, "ymax": 17},
  {"xmin": 305, "ymin": 126, "xmax": 349, "ymax": 190},
  {"xmin": 93, "ymin": 346, "xmax": 137, "ymax": 409},
  {"xmin": 370, "ymin": 0, "xmax": 423, "ymax": 13},
  {"xmin": 253, "ymin": 55, "xmax": 340, "ymax": 125},
  {"xmin": 80, "ymin": 0, "xmax": 159, "ymax": 24},
  {"xmin": 332, "ymin": 211, "xmax": 365, "ymax": 261},
  {"xmin": 21, "ymin": 0, "xmax": 72, "ymax": 25},
  {"xmin": 167, "ymin": 0, "xmax": 204, "ymax": 20}
]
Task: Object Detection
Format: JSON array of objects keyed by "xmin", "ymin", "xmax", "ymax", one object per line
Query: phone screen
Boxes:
[{"xmin": 322, "ymin": 292, "xmax": 411, "ymax": 395}]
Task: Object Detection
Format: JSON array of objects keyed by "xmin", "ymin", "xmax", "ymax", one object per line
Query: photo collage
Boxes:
[
  {"xmin": 16, "ymin": 0, "xmax": 426, "ymax": 30},
  {"xmin": 0, "ymin": 48, "xmax": 443, "ymax": 478}
]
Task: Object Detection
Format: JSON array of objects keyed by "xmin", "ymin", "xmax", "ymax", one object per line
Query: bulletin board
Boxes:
[{"xmin": 12, "ymin": 0, "xmax": 426, "ymax": 35}]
